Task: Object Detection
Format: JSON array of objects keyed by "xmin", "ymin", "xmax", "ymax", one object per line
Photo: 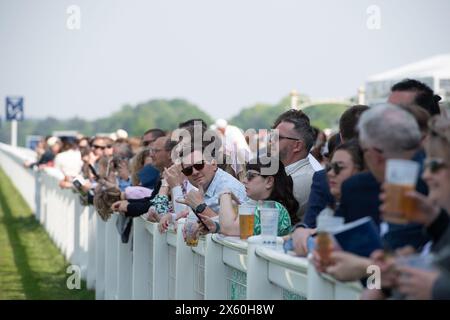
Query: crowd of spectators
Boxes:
[{"xmin": 25, "ymin": 78, "xmax": 449, "ymax": 299}]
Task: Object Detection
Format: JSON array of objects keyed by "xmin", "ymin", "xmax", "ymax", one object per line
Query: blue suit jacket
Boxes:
[
  {"xmin": 303, "ymin": 170, "xmax": 335, "ymax": 228},
  {"xmin": 335, "ymin": 150, "xmax": 430, "ymax": 251}
]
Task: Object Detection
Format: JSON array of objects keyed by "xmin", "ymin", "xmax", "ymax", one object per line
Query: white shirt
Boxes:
[
  {"xmin": 308, "ymin": 153, "xmax": 323, "ymax": 171},
  {"xmin": 285, "ymin": 157, "xmax": 315, "ymax": 220},
  {"xmin": 54, "ymin": 149, "xmax": 83, "ymax": 178}
]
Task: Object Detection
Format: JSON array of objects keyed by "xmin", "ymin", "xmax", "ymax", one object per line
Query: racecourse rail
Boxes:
[{"xmin": 0, "ymin": 142, "xmax": 363, "ymax": 300}]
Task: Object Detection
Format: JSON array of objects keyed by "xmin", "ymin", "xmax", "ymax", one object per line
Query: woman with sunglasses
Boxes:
[
  {"xmin": 198, "ymin": 156, "xmax": 298, "ymax": 237},
  {"xmin": 292, "ymin": 139, "xmax": 365, "ymax": 256},
  {"xmin": 326, "ymin": 139, "xmax": 365, "ymax": 206}
]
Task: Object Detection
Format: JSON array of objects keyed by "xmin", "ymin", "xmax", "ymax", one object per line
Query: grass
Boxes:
[{"xmin": 0, "ymin": 167, "xmax": 94, "ymax": 300}]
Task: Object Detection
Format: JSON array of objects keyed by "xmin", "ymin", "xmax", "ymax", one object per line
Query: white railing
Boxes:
[{"xmin": 0, "ymin": 143, "xmax": 363, "ymax": 300}]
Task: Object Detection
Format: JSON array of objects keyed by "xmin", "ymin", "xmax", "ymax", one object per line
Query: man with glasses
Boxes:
[
  {"xmin": 150, "ymin": 136, "xmax": 174, "ymax": 172},
  {"xmin": 272, "ymin": 109, "xmax": 316, "ymax": 221}
]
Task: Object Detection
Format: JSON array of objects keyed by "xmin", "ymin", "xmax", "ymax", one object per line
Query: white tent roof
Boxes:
[{"xmin": 368, "ymin": 54, "xmax": 450, "ymax": 82}]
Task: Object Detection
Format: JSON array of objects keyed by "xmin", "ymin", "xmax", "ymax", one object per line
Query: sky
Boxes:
[{"xmin": 1, "ymin": 0, "xmax": 449, "ymax": 121}]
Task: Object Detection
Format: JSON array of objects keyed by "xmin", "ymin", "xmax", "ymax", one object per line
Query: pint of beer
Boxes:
[
  {"xmin": 238, "ymin": 203, "xmax": 256, "ymax": 239},
  {"xmin": 385, "ymin": 159, "xmax": 420, "ymax": 223},
  {"xmin": 185, "ymin": 213, "xmax": 199, "ymax": 247},
  {"xmin": 316, "ymin": 231, "xmax": 334, "ymax": 266}
]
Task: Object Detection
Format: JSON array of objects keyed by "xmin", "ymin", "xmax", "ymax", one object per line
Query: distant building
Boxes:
[{"xmin": 365, "ymin": 54, "xmax": 450, "ymax": 105}]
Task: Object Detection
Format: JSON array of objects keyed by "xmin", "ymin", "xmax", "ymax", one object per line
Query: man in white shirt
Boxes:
[{"xmin": 272, "ymin": 109, "xmax": 316, "ymax": 221}]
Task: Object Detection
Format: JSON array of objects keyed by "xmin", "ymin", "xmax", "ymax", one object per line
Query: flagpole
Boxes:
[{"xmin": 11, "ymin": 119, "xmax": 17, "ymax": 147}]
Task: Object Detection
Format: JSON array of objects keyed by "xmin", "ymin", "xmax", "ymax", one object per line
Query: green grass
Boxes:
[{"xmin": 0, "ymin": 167, "xmax": 94, "ymax": 300}]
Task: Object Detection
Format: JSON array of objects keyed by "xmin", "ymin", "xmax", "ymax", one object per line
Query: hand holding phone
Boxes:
[{"xmin": 89, "ymin": 164, "xmax": 100, "ymax": 180}]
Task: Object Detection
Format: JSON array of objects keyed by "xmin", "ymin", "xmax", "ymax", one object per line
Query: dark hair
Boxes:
[
  {"xmin": 178, "ymin": 119, "xmax": 208, "ymax": 130},
  {"xmin": 142, "ymin": 128, "xmax": 166, "ymax": 139},
  {"xmin": 326, "ymin": 133, "xmax": 341, "ymax": 157},
  {"xmin": 339, "ymin": 105, "xmax": 369, "ymax": 142},
  {"xmin": 177, "ymin": 128, "xmax": 222, "ymax": 161},
  {"xmin": 246, "ymin": 157, "xmax": 299, "ymax": 225},
  {"xmin": 272, "ymin": 109, "xmax": 314, "ymax": 151},
  {"xmin": 332, "ymin": 139, "xmax": 365, "ymax": 171},
  {"xmin": 391, "ymin": 79, "xmax": 441, "ymax": 115}
]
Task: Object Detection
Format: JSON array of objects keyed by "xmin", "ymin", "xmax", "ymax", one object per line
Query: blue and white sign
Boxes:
[{"xmin": 6, "ymin": 96, "xmax": 24, "ymax": 121}]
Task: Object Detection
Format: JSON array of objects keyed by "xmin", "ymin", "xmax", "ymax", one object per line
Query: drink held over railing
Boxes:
[
  {"xmin": 384, "ymin": 159, "xmax": 420, "ymax": 223},
  {"xmin": 185, "ymin": 212, "xmax": 199, "ymax": 247},
  {"xmin": 315, "ymin": 207, "xmax": 344, "ymax": 266},
  {"xmin": 239, "ymin": 202, "xmax": 256, "ymax": 240}
]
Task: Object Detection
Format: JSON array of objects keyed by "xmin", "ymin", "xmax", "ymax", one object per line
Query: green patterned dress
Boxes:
[{"xmin": 253, "ymin": 201, "xmax": 292, "ymax": 236}]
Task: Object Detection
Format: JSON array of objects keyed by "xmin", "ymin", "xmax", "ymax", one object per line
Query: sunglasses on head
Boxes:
[
  {"xmin": 325, "ymin": 162, "xmax": 346, "ymax": 175},
  {"xmin": 181, "ymin": 161, "xmax": 205, "ymax": 176},
  {"xmin": 425, "ymin": 158, "xmax": 448, "ymax": 173}
]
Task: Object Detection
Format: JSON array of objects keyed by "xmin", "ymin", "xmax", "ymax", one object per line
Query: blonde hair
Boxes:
[
  {"xmin": 130, "ymin": 147, "xmax": 151, "ymax": 185},
  {"xmin": 93, "ymin": 184, "xmax": 121, "ymax": 221}
]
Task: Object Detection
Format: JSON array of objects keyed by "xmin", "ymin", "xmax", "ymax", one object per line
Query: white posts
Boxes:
[
  {"xmin": 11, "ymin": 120, "xmax": 17, "ymax": 147},
  {"xmin": 0, "ymin": 144, "xmax": 364, "ymax": 301}
]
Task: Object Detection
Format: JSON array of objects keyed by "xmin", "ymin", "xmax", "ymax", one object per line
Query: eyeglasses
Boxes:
[
  {"xmin": 269, "ymin": 132, "xmax": 301, "ymax": 142},
  {"xmin": 325, "ymin": 162, "xmax": 346, "ymax": 175},
  {"xmin": 245, "ymin": 171, "xmax": 261, "ymax": 181},
  {"xmin": 106, "ymin": 145, "xmax": 113, "ymax": 149},
  {"xmin": 181, "ymin": 161, "xmax": 205, "ymax": 176},
  {"xmin": 425, "ymin": 158, "xmax": 448, "ymax": 173},
  {"xmin": 93, "ymin": 145, "xmax": 106, "ymax": 150}
]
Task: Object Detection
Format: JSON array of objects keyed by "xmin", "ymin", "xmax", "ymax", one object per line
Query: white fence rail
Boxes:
[{"xmin": 0, "ymin": 143, "xmax": 363, "ymax": 300}]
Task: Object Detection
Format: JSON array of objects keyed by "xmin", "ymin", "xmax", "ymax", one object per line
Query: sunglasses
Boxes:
[
  {"xmin": 325, "ymin": 162, "xmax": 346, "ymax": 175},
  {"xmin": 425, "ymin": 158, "xmax": 448, "ymax": 173},
  {"xmin": 93, "ymin": 145, "xmax": 106, "ymax": 150},
  {"xmin": 181, "ymin": 161, "xmax": 205, "ymax": 176},
  {"xmin": 245, "ymin": 171, "xmax": 261, "ymax": 181}
]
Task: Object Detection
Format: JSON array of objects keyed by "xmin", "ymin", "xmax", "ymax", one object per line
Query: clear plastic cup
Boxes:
[
  {"xmin": 385, "ymin": 159, "xmax": 420, "ymax": 223},
  {"xmin": 259, "ymin": 201, "xmax": 279, "ymax": 248}
]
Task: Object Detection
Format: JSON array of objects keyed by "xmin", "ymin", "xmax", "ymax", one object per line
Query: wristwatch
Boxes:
[{"xmin": 195, "ymin": 203, "xmax": 207, "ymax": 214}]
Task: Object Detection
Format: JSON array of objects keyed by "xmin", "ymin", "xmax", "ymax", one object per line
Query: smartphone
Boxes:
[
  {"xmin": 89, "ymin": 164, "xmax": 100, "ymax": 180},
  {"xmin": 193, "ymin": 211, "xmax": 210, "ymax": 232},
  {"xmin": 72, "ymin": 175, "xmax": 87, "ymax": 195}
]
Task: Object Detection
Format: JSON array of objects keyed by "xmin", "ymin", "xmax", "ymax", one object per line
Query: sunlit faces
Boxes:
[
  {"xmin": 150, "ymin": 137, "xmax": 172, "ymax": 171},
  {"xmin": 326, "ymin": 150, "xmax": 360, "ymax": 200},
  {"xmin": 92, "ymin": 138, "xmax": 107, "ymax": 157},
  {"xmin": 181, "ymin": 150, "xmax": 217, "ymax": 189},
  {"xmin": 243, "ymin": 170, "xmax": 273, "ymax": 200}
]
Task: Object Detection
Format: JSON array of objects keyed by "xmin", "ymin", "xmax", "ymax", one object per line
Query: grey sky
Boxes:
[{"xmin": 1, "ymin": 0, "xmax": 449, "ymax": 121}]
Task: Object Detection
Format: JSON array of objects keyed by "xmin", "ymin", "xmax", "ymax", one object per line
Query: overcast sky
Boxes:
[{"xmin": 1, "ymin": 0, "xmax": 449, "ymax": 121}]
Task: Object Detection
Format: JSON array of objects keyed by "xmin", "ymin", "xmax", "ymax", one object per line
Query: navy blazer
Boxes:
[
  {"xmin": 335, "ymin": 151, "xmax": 430, "ymax": 251},
  {"xmin": 303, "ymin": 170, "xmax": 335, "ymax": 228}
]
